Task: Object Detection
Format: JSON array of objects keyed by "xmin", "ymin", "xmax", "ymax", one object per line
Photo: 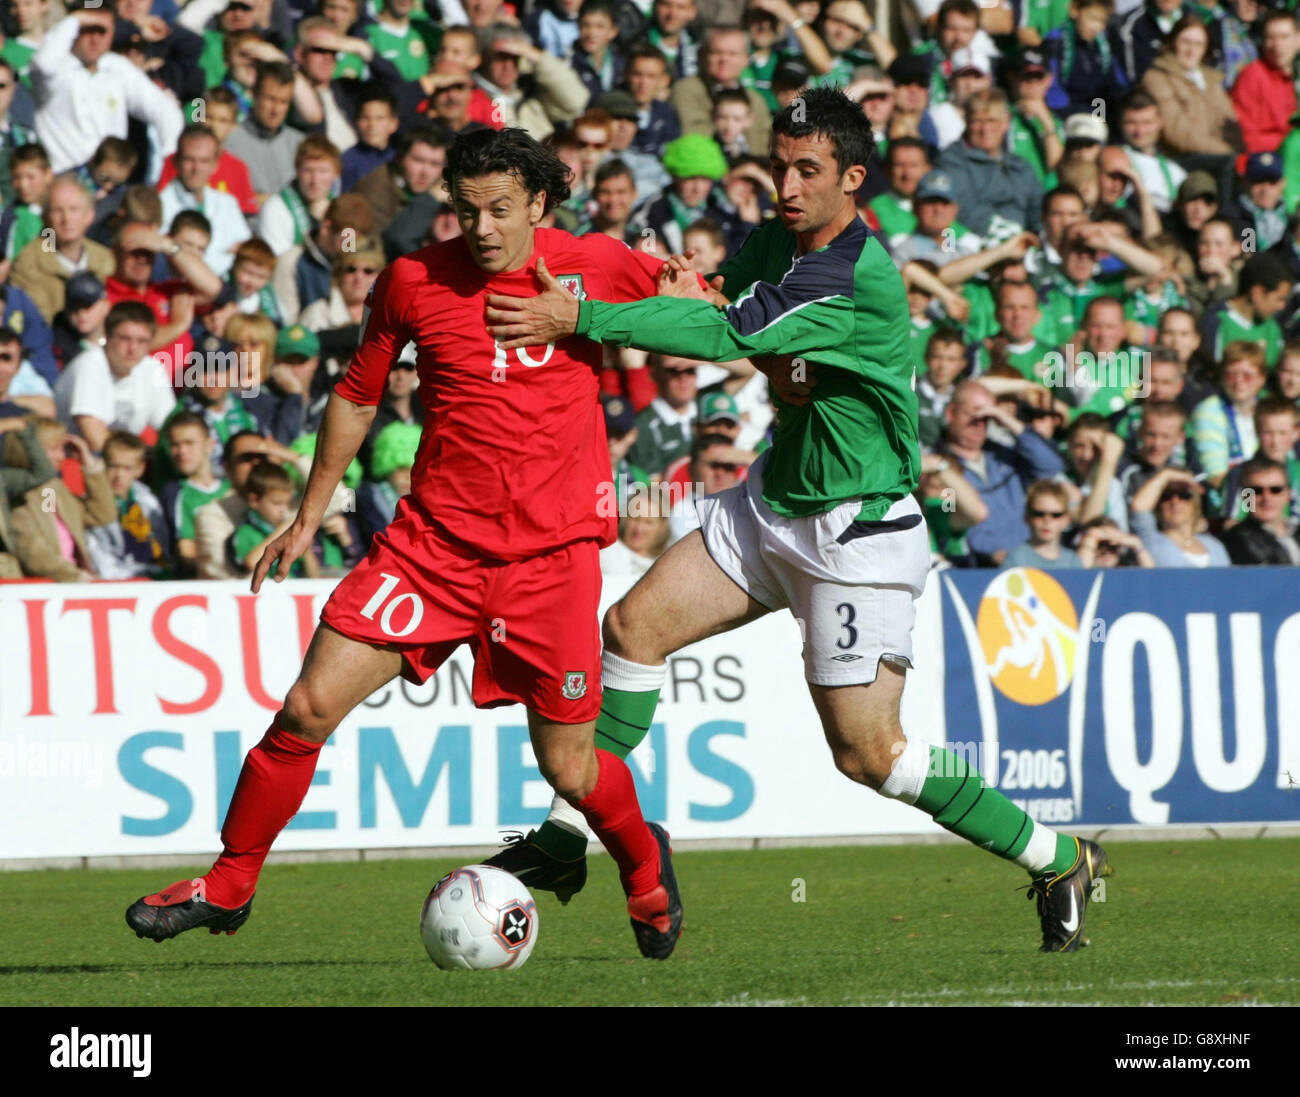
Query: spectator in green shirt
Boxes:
[{"xmin": 230, "ymin": 460, "xmax": 317, "ymax": 578}]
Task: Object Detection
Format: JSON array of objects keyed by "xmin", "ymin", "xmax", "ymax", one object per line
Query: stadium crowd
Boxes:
[{"xmin": 0, "ymin": 0, "xmax": 1298, "ymax": 584}]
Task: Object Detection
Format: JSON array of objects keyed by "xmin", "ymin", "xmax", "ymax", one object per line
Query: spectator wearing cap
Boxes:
[
  {"xmin": 1168, "ymin": 169, "xmax": 1219, "ymax": 255},
  {"xmin": 889, "ymin": 168, "xmax": 983, "ymax": 268},
  {"xmin": 570, "ymin": 0, "xmax": 626, "ymax": 98},
  {"xmin": 812, "ymin": 0, "xmax": 895, "ymax": 87},
  {"xmin": 670, "ymin": 26, "xmax": 773, "ymax": 159},
  {"xmin": 1062, "ymin": 113, "xmax": 1109, "ymax": 164},
  {"xmin": 51, "ymin": 270, "xmax": 108, "ymax": 370},
  {"xmin": 1230, "ymin": 9, "xmax": 1299, "ymax": 154},
  {"xmin": 925, "ymin": 47, "xmax": 991, "ymax": 150},
  {"xmin": 625, "ymin": 45, "xmax": 682, "ymax": 157},
  {"xmin": 158, "ymin": 124, "xmax": 252, "ymax": 280},
  {"xmin": 603, "ymin": 393, "xmax": 648, "ymax": 495},
  {"xmin": 472, "ymin": 26, "xmax": 589, "ymax": 143},
  {"xmin": 358, "ymin": 419, "xmax": 420, "ymax": 546},
  {"xmin": 868, "ymin": 136, "xmax": 931, "ymax": 245},
  {"xmin": 633, "ymin": 134, "xmax": 746, "ymax": 256},
  {"xmin": 661, "ymin": 389, "xmax": 747, "ymax": 489},
  {"xmin": 1006, "ymin": 49, "xmax": 1065, "ymax": 188},
  {"xmin": 298, "ymin": 236, "xmax": 382, "ymax": 371},
  {"xmin": 272, "ymin": 321, "xmax": 330, "ymax": 436},
  {"xmin": 1043, "ymin": 0, "xmax": 1130, "ymax": 119},
  {"xmin": 1221, "ymin": 153, "xmax": 1288, "ymax": 254},
  {"xmin": 937, "ymin": 88, "xmax": 1044, "ymax": 238},
  {"xmin": 641, "ymin": 0, "xmax": 701, "ymax": 81},
  {"xmin": 1202, "ymin": 253, "xmax": 1293, "ymax": 367},
  {"xmin": 626, "ymin": 353, "xmax": 700, "ymax": 479},
  {"xmin": 29, "ymin": 3, "xmax": 183, "ymax": 176},
  {"xmin": 53, "ymin": 300, "xmax": 175, "ymax": 452},
  {"xmin": 937, "ymin": 379, "xmax": 1067, "ymax": 565},
  {"xmin": 272, "ymin": 192, "xmax": 374, "ymax": 326},
  {"xmin": 1221, "ymin": 455, "xmax": 1300, "ymax": 564},
  {"xmin": 353, "ymin": 122, "xmax": 448, "ymax": 245},
  {"xmin": 1139, "ymin": 13, "xmax": 1243, "ymax": 171},
  {"xmin": 885, "ymin": 54, "xmax": 940, "ymax": 148},
  {"xmin": 1110, "ymin": 0, "xmax": 1185, "ymax": 87},
  {"xmin": 9, "ymin": 174, "xmax": 114, "ymax": 323},
  {"xmin": 590, "ymin": 90, "xmax": 670, "ymax": 198},
  {"xmin": 223, "ymin": 61, "xmax": 305, "ymax": 205}
]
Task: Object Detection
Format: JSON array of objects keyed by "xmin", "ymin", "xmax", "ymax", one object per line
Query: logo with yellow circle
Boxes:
[{"xmin": 976, "ymin": 568, "xmax": 1080, "ymax": 706}]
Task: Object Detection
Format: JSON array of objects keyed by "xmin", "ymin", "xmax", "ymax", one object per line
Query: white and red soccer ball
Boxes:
[{"xmin": 420, "ymin": 865, "xmax": 538, "ymax": 971}]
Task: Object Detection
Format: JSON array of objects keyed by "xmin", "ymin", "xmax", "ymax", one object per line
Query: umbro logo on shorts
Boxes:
[{"xmin": 831, "ymin": 653, "xmax": 863, "ymax": 662}]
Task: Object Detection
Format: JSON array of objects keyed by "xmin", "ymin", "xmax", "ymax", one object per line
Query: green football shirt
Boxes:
[{"xmin": 577, "ymin": 217, "xmax": 920, "ymax": 520}]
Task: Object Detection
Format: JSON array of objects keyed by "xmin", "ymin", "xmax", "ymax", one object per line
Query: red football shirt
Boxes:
[
  {"xmin": 335, "ymin": 228, "xmax": 664, "ymax": 562},
  {"xmin": 157, "ymin": 150, "xmax": 259, "ymax": 216}
]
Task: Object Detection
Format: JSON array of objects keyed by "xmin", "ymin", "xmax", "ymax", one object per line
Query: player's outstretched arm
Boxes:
[{"xmin": 250, "ymin": 391, "xmax": 377, "ymax": 592}]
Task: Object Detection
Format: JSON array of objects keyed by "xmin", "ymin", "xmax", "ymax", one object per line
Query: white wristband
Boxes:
[{"xmin": 789, "ymin": 17, "xmax": 805, "ymax": 29}]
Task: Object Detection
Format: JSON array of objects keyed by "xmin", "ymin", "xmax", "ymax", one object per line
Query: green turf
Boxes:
[{"xmin": 1, "ymin": 838, "xmax": 1297, "ymax": 1006}]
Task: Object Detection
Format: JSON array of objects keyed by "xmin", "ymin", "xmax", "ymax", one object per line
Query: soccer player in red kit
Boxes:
[{"xmin": 125, "ymin": 128, "xmax": 684, "ymax": 959}]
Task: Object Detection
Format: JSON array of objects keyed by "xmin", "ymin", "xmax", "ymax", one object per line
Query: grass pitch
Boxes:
[{"xmin": 1, "ymin": 838, "xmax": 1296, "ymax": 1007}]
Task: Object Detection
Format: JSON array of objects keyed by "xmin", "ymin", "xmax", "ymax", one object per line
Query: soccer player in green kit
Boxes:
[{"xmin": 485, "ymin": 87, "xmax": 1112, "ymax": 953}]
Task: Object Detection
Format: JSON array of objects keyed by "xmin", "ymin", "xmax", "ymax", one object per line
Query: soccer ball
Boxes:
[{"xmin": 420, "ymin": 865, "xmax": 539, "ymax": 971}]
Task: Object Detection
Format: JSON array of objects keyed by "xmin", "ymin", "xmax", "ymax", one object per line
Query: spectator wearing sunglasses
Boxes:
[
  {"xmin": 666, "ymin": 430, "xmax": 753, "ymax": 547},
  {"xmin": 1220, "ymin": 455, "xmax": 1300, "ymax": 565},
  {"xmin": 1004, "ymin": 480, "xmax": 1094, "ymax": 570},
  {"xmin": 297, "ymin": 236, "xmax": 382, "ymax": 372},
  {"xmin": 29, "ymin": 2, "xmax": 183, "ymax": 176},
  {"xmin": 1128, "ymin": 466, "xmax": 1230, "ymax": 567}
]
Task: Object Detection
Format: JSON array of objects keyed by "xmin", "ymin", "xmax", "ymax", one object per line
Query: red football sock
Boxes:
[
  {"xmin": 203, "ymin": 717, "xmax": 322, "ymax": 908},
  {"xmin": 575, "ymin": 749, "xmax": 660, "ymax": 897}
]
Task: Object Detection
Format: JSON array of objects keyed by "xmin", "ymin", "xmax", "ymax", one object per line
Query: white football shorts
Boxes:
[{"xmin": 694, "ymin": 451, "xmax": 930, "ymax": 686}]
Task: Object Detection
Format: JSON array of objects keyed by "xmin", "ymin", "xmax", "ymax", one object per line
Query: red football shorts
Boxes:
[{"xmin": 321, "ymin": 497, "xmax": 602, "ymax": 723}]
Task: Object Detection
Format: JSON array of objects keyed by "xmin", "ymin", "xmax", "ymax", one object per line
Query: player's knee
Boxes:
[
  {"xmin": 279, "ymin": 680, "xmax": 338, "ymax": 744},
  {"xmin": 829, "ymin": 729, "xmax": 902, "ymax": 790},
  {"xmin": 535, "ymin": 744, "xmax": 596, "ymax": 802},
  {"xmin": 602, "ymin": 599, "xmax": 657, "ymax": 662}
]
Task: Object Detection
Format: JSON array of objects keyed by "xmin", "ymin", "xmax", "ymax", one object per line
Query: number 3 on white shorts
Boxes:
[{"xmin": 359, "ymin": 572, "xmax": 424, "ymax": 637}]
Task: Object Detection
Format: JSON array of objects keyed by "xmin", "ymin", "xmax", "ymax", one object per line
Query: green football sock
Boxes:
[
  {"xmin": 882, "ymin": 741, "xmax": 1078, "ymax": 876},
  {"xmin": 530, "ymin": 653, "xmax": 665, "ymax": 862}
]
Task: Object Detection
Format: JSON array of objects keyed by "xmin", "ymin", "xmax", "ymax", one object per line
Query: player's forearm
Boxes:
[
  {"xmin": 578, "ymin": 296, "xmax": 820, "ymax": 363},
  {"xmin": 293, "ymin": 392, "xmax": 376, "ymax": 530}
]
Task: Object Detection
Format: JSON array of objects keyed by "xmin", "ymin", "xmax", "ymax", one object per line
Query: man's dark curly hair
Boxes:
[
  {"xmin": 771, "ymin": 86, "xmax": 875, "ymax": 177},
  {"xmin": 445, "ymin": 127, "xmax": 572, "ymax": 212}
]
